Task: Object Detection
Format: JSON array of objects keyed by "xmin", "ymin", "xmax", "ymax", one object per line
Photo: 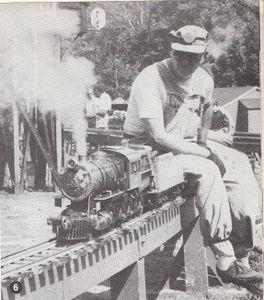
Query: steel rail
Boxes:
[{"xmin": 2, "ymin": 238, "xmax": 56, "ymax": 260}]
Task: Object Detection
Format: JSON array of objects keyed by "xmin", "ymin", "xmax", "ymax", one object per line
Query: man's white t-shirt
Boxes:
[
  {"xmin": 124, "ymin": 58, "xmax": 214, "ymax": 139},
  {"xmin": 86, "ymin": 97, "xmax": 100, "ymax": 118},
  {"xmin": 100, "ymin": 92, "xmax": 112, "ymax": 112}
]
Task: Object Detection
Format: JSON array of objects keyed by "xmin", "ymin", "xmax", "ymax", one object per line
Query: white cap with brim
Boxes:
[{"xmin": 170, "ymin": 25, "xmax": 209, "ymax": 54}]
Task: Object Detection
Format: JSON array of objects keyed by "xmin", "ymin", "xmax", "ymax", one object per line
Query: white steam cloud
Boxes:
[
  {"xmin": 0, "ymin": 3, "xmax": 97, "ymax": 156},
  {"xmin": 208, "ymin": 24, "xmax": 236, "ymax": 60}
]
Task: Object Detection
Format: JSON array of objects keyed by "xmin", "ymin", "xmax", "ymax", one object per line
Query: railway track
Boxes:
[
  {"xmin": 1, "ymin": 233, "xmax": 111, "ymax": 284},
  {"xmin": 1, "ymin": 239, "xmax": 69, "ymax": 278},
  {"xmin": 2, "ymin": 238, "xmax": 57, "ymax": 261},
  {"xmin": 1, "ymin": 198, "xmax": 183, "ymax": 287}
]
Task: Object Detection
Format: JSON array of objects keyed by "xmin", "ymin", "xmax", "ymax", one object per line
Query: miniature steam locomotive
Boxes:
[{"xmin": 48, "ymin": 144, "xmax": 185, "ymax": 241}]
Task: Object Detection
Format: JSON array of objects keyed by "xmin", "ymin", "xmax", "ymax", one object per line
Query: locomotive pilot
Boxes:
[{"xmin": 124, "ymin": 25, "xmax": 262, "ymax": 289}]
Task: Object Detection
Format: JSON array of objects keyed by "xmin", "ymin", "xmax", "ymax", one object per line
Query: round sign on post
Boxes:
[{"xmin": 91, "ymin": 7, "xmax": 106, "ymax": 30}]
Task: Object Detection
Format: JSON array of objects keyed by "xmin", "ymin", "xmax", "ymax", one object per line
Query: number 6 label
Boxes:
[{"xmin": 10, "ymin": 281, "xmax": 23, "ymax": 294}]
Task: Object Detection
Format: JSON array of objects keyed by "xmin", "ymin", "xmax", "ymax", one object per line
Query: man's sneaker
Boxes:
[{"xmin": 217, "ymin": 260, "xmax": 262, "ymax": 284}]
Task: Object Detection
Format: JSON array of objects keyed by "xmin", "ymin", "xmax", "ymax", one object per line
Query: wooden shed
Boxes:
[{"xmin": 212, "ymin": 86, "xmax": 261, "ymax": 134}]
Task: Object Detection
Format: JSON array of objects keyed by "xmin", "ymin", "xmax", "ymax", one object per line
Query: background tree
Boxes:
[{"xmin": 71, "ymin": 0, "xmax": 260, "ymax": 98}]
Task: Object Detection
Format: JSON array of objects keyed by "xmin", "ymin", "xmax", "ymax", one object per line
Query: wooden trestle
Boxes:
[{"xmin": 1, "ymin": 198, "xmax": 210, "ymax": 300}]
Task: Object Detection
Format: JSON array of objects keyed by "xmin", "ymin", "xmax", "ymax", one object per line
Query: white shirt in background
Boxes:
[{"xmin": 100, "ymin": 92, "xmax": 112, "ymax": 112}]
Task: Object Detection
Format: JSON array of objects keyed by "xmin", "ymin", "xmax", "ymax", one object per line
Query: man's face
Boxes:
[{"xmin": 171, "ymin": 50, "xmax": 204, "ymax": 80}]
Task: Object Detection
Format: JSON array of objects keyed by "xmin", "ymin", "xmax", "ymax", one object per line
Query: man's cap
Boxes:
[{"xmin": 170, "ymin": 25, "xmax": 209, "ymax": 54}]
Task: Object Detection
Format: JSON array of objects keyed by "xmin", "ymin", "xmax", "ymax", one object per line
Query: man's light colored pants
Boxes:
[{"xmin": 178, "ymin": 140, "xmax": 262, "ymax": 257}]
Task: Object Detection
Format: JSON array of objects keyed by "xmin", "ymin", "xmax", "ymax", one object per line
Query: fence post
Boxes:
[{"xmin": 12, "ymin": 99, "xmax": 20, "ymax": 194}]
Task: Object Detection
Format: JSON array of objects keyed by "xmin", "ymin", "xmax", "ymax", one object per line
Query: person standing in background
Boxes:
[
  {"xmin": 85, "ymin": 88, "xmax": 100, "ymax": 128},
  {"xmin": 97, "ymin": 89, "xmax": 112, "ymax": 128}
]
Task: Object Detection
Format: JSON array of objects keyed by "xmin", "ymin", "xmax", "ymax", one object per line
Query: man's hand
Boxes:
[
  {"xmin": 207, "ymin": 148, "xmax": 226, "ymax": 177},
  {"xmin": 208, "ymin": 130, "xmax": 233, "ymax": 146}
]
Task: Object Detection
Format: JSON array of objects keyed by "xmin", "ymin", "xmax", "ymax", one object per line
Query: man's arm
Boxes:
[
  {"xmin": 142, "ymin": 117, "xmax": 210, "ymax": 157},
  {"xmin": 197, "ymin": 102, "xmax": 213, "ymax": 146}
]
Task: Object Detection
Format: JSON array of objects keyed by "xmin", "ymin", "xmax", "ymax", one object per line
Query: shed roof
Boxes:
[
  {"xmin": 239, "ymin": 98, "xmax": 260, "ymax": 110},
  {"xmin": 212, "ymin": 86, "xmax": 256, "ymax": 106}
]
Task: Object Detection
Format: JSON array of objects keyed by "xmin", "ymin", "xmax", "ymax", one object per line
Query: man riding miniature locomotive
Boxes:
[{"xmin": 123, "ymin": 25, "xmax": 262, "ymax": 290}]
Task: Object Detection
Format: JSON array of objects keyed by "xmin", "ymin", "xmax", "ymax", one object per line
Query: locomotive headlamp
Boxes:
[{"xmin": 68, "ymin": 159, "xmax": 76, "ymax": 169}]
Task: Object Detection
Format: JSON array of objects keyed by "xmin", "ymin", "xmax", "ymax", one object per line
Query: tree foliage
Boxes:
[{"xmin": 72, "ymin": 0, "xmax": 260, "ymax": 99}]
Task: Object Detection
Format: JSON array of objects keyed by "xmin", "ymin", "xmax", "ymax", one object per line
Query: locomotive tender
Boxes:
[{"xmin": 48, "ymin": 143, "xmax": 185, "ymax": 241}]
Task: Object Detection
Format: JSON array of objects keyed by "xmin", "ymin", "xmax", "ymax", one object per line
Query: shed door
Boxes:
[{"xmin": 248, "ymin": 109, "xmax": 261, "ymax": 133}]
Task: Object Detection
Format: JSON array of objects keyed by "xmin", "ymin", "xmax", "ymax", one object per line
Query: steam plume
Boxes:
[
  {"xmin": 208, "ymin": 24, "xmax": 236, "ymax": 60},
  {"xmin": 0, "ymin": 3, "xmax": 97, "ymax": 156}
]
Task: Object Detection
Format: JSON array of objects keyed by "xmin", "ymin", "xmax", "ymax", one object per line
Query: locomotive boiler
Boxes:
[{"xmin": 48, "ymin": 144, "xmax": 185, "ymax": 241}]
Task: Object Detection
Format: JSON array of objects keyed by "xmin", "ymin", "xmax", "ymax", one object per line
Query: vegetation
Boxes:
[{"xmin": 70, "ymin": 0, "xmax": 260, "ymax": 99}]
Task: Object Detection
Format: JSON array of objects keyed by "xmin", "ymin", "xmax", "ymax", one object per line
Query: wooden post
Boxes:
[
  {"xmin": 110, "ymin": 259, "xmax": 147, "ymax": 300},
  {"xmin": 52, "ymin": 32, "xmax": 62, "ymax": 175},
  {"xmin": 0, "ymin": 122, "xmax": 13, "ymax": 189},
  {"xmin": 18, "ymin": 105, "xmax": 34, "ymax": 193},
  {"xmin": 180, "ymin": 197, "xmax": 209, "ymax": 297},
  {"xmin": 56, "ymin": 112, "xmax": 62, "ymax": 174},
  {"xmin": 41, "ymin": 112, "xmax": 53, "ymax": 162},
  {"xmin": 12, "ymin": 99, "xmax": 20, "ymax": 195},
  {"xmin": 50, "ymin": 112, "xmax": 57, "ymax": 163},
  {"xmin": 15, "ymin": 100, "xmax": 61, "ymax": 187},
  {"xmin": 80, "ymin": 3, "xmax": 88, "ymax": 33},
  {"xmin": 41, "ymin": 111, "xmax": 57, "ymax": 188},
  {"xmin": 0, "ymin": 124, "xmax": 6, "ymax": 188},
  {"xmin": 19, "ymin": 129, "xmax": 30, "ymax": 194}
]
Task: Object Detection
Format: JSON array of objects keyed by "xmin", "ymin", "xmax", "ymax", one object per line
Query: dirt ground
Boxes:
[
  {"xmin": 0, "ymin": 190, "xmax": 262, "ymax": 300},
  {"xmin": 0, "ymin": 191, "xmax": 67, "ymax": 257}
]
